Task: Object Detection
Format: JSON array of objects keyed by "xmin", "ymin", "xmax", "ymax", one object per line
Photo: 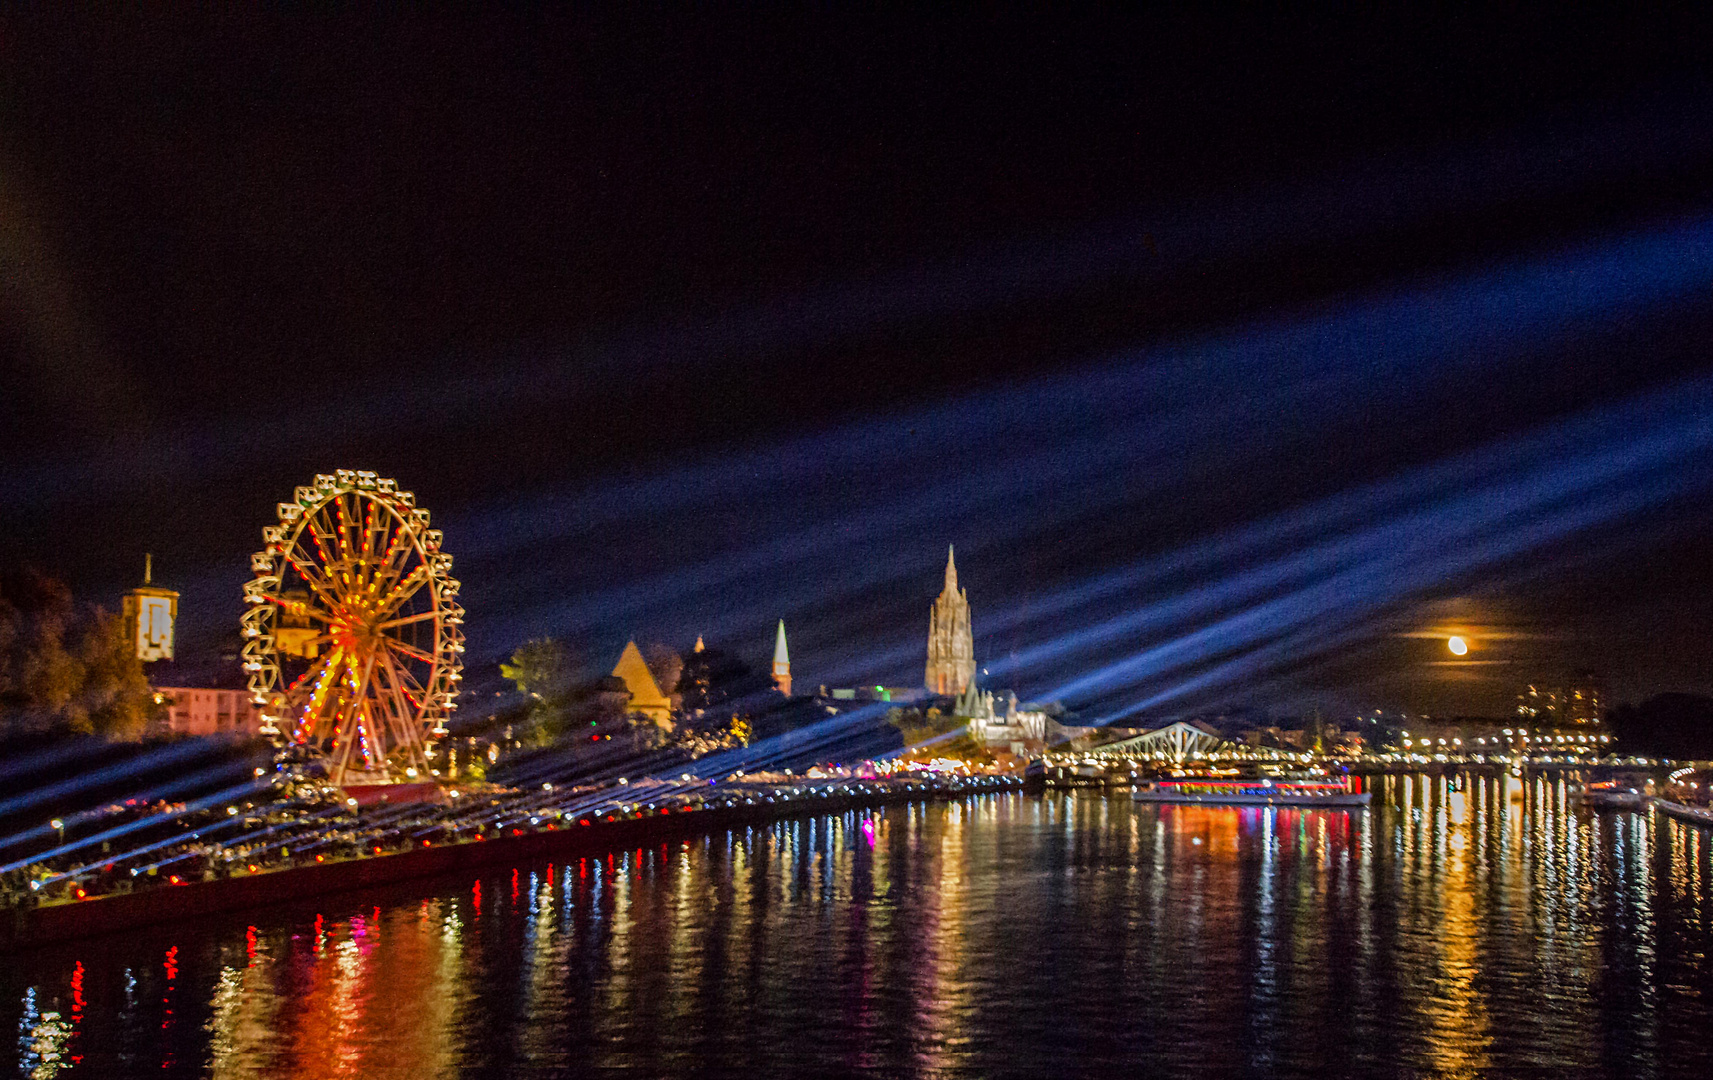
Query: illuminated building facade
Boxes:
[
  {"xmin": 925, "ymin": 546, "xmax": 975, "ymax": 695},
  {"xmin": 155, "ymin": 686, "xmax": 263, "ymax": 737},
  {"xmin": 954, "ymin": 682, "xmax": 1049, "ymax": 755},
  {"xmin": 124, "ymin": 558, "xmax": 264, "ymax": 737},
  {"xmin": 121, "ymin": 554, "xmax": 177, "ymax": 663}
]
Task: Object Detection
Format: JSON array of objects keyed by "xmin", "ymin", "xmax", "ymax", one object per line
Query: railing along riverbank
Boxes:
[{"xmin": 0, "ymin": 774, "xmax": 1019, "ymax": 951}]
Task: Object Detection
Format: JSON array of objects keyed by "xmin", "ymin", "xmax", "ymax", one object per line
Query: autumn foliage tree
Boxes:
[
  {"xmin": 500, "ymin": 638, "xmax": 635, "ymax": 746},
  {"xmin": 0, "ymin": 568, "xmax": 158, "ymax": 741}
]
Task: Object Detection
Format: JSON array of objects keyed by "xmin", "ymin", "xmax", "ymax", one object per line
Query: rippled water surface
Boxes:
[{"xmin": 11, "ymin": 776, "xmax": 1713, "ymax": 1078}]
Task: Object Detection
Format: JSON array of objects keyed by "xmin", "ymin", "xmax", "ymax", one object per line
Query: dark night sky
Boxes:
[{"xmin": 4, "ymin": 11, "xmax": 1713, "ymax": 720}]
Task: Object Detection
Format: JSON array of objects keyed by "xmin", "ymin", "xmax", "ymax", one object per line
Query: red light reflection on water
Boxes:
[
  {"xmin": 36, "ymin": 790, "xmax": 1713, "ymax": 1076},
  {"xmin": 161, "ymin": 944, "xmax": 178, "ymax": 1070},
  {"xmin": 68, "ymin": 960, "xmax": 84, "ymax": 1066}
]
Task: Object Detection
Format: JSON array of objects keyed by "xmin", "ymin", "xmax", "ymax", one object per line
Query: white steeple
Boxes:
[{"xmin": 772, "ymin": 619, "xmax": 792, "ymax": 696}]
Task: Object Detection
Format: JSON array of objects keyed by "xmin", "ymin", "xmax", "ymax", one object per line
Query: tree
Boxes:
[
  {"xmin": 500, "ymin": 638, "xmax": 575, "ymax": 702},
  {"xmin": 1608, "ymin": 694, "xmax": 1713, "ymax": 760},
  {"xmin": 74, "ymin": 609, "xmax": 156, "ymax": 740},
  {"xmin": 642, "ymin": 643, "xmax": 683, "ymax": 710},
  {"xmin": 0, "ymin": 568, "xmax": 158, "ymax": 741},
  {"xmin": 0, "ymin": 568, "xmax": 78, "ymax": 724},
  {"xmin": 501, "ymin": 637, "xmax": 667, "ymax": 752},
  {"xmin": 500, "ymin": 638, "xmax": 579, "ymax": 744},
  {"xmin": 886, "ymin": 705, "xmax": 990, "ymax": 762},
  {"xmin": 677, "ymin": 644, "xmax": 761, "ymax": 730}
]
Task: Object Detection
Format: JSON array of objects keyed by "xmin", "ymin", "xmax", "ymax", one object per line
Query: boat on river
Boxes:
[
  {"xmin": 1132, "ymin": 776, "xmax": 1370, "ymax": 807},
  {"xmin": 1571, "ymin": 779, "xmax": 1647, "ymax": 810}
]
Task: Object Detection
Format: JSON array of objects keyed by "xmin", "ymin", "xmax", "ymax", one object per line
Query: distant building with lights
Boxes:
[
  {"xmin": 1518, "ymin": 672, "xmax": 1604, "ymax": 726},
  {"xmin": 925, "ymin": 546, "xmax": 975, "ymax": 695},
  {"xmin": 122, "ymin": 556, "xmax": 262, "ymax": 738},
  {"xmin": 954, "ymin": 682, "xmax": 1050, "ymax": 756},
  {"xmin": 154, "ymin": 686, "xmax": 264, "ymax": 737},
  {"xmin": 1389, "ymin": 712, "xmax": 1611, "ymax": 755}
]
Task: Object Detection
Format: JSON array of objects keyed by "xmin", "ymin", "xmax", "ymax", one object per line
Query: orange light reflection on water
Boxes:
[{"xmin": 24, "ymin": 783, "xmax": 1713, "ymax": 1075}]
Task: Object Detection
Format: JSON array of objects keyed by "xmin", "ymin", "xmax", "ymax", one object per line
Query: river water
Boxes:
[{"xmin": 9, "ymin": 774, "xmax": 1713, "ymax": 1078}]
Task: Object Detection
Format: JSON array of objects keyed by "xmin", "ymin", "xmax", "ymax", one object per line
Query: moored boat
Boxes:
[{"xmin": 1132, "ymin": 776, "xmax": 1370, "ymax": 807}]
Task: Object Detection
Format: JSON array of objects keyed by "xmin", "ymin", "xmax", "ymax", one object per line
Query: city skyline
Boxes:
[
  {"xmin": 3, "ymin": 11, "xmax": 1713, "ymax": 722},
  {"xmin": 8, "ymin": 16, "xmax": 1713, "ymax": 1078},
  {"xmin": 91, "ymin": 530, "xmax": 1685, "ymax": 726}
]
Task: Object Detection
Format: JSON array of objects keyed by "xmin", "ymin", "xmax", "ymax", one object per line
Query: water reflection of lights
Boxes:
[
  {"xmin": 1426, "ymin": 774, "xmax": 1492, "ymax": 1076},
  {"xmin": 915, "ymin": 791, "xmax": 971, "ymax": 1075},
  {"xmin": 24, "ymin": 787, "xmax": 1713, "ymax": 1073},
  {"xmin": 17, "ymin": 987, "xmax": 71, "ymax": 1080}
]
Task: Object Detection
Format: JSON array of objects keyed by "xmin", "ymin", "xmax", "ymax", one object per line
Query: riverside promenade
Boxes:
[{"xmin": 1, "ymin": 773, "xmax": 1019, "ymax": 951}]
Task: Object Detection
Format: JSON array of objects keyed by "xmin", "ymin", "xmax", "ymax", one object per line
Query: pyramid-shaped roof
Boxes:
[{"xmin": 611, "ymin": 640, "xmax": 671, "ymax": 713}]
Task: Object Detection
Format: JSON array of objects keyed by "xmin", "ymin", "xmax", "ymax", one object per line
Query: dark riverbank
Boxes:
[{"xmin": 1, "ymin": 775, "xmax": 1019, "ymax": 952}]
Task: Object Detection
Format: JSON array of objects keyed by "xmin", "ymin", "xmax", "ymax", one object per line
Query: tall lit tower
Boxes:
[
  {"xmin": 122, "ymin": 553, "xmax": 178, "ymax": 663},
  {"xmin": 772, "ymin": 619, "xmax": 792, "ymax": 696},
  {"xmin": 925, "ymin": 545, "xmax": 975, "ymax": 695}
]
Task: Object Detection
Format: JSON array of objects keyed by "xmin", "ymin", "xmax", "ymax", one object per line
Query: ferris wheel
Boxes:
[{"xmin": 241, "ymin": 470, "xmax": 463, "ymax": 786}]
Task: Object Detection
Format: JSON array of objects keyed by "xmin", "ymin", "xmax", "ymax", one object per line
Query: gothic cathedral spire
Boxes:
[
  {"xmin": 772, "ymin": 619, "xmax": 792, "ymax": 696},
  {"xmin": 925, "ymin": 545, "xmax": 975, "ymax": 695}
]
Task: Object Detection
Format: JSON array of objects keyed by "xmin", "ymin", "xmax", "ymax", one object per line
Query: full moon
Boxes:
[{"xmin": 1447, "ymin": 635, "xmax": 1468, "ymax": 656}]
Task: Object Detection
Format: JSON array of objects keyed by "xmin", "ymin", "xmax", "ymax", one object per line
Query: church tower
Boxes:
[
  {"xmin": 925, "ymin": 546, "xmax": 975, "ymax": 695},
  {"xmin": 122, "ymin": 554, "xmax": 178, "ymax": 663},
  {"xmin": 772, "ymin": 619, "xmax": 792, "ymax": 696}
]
